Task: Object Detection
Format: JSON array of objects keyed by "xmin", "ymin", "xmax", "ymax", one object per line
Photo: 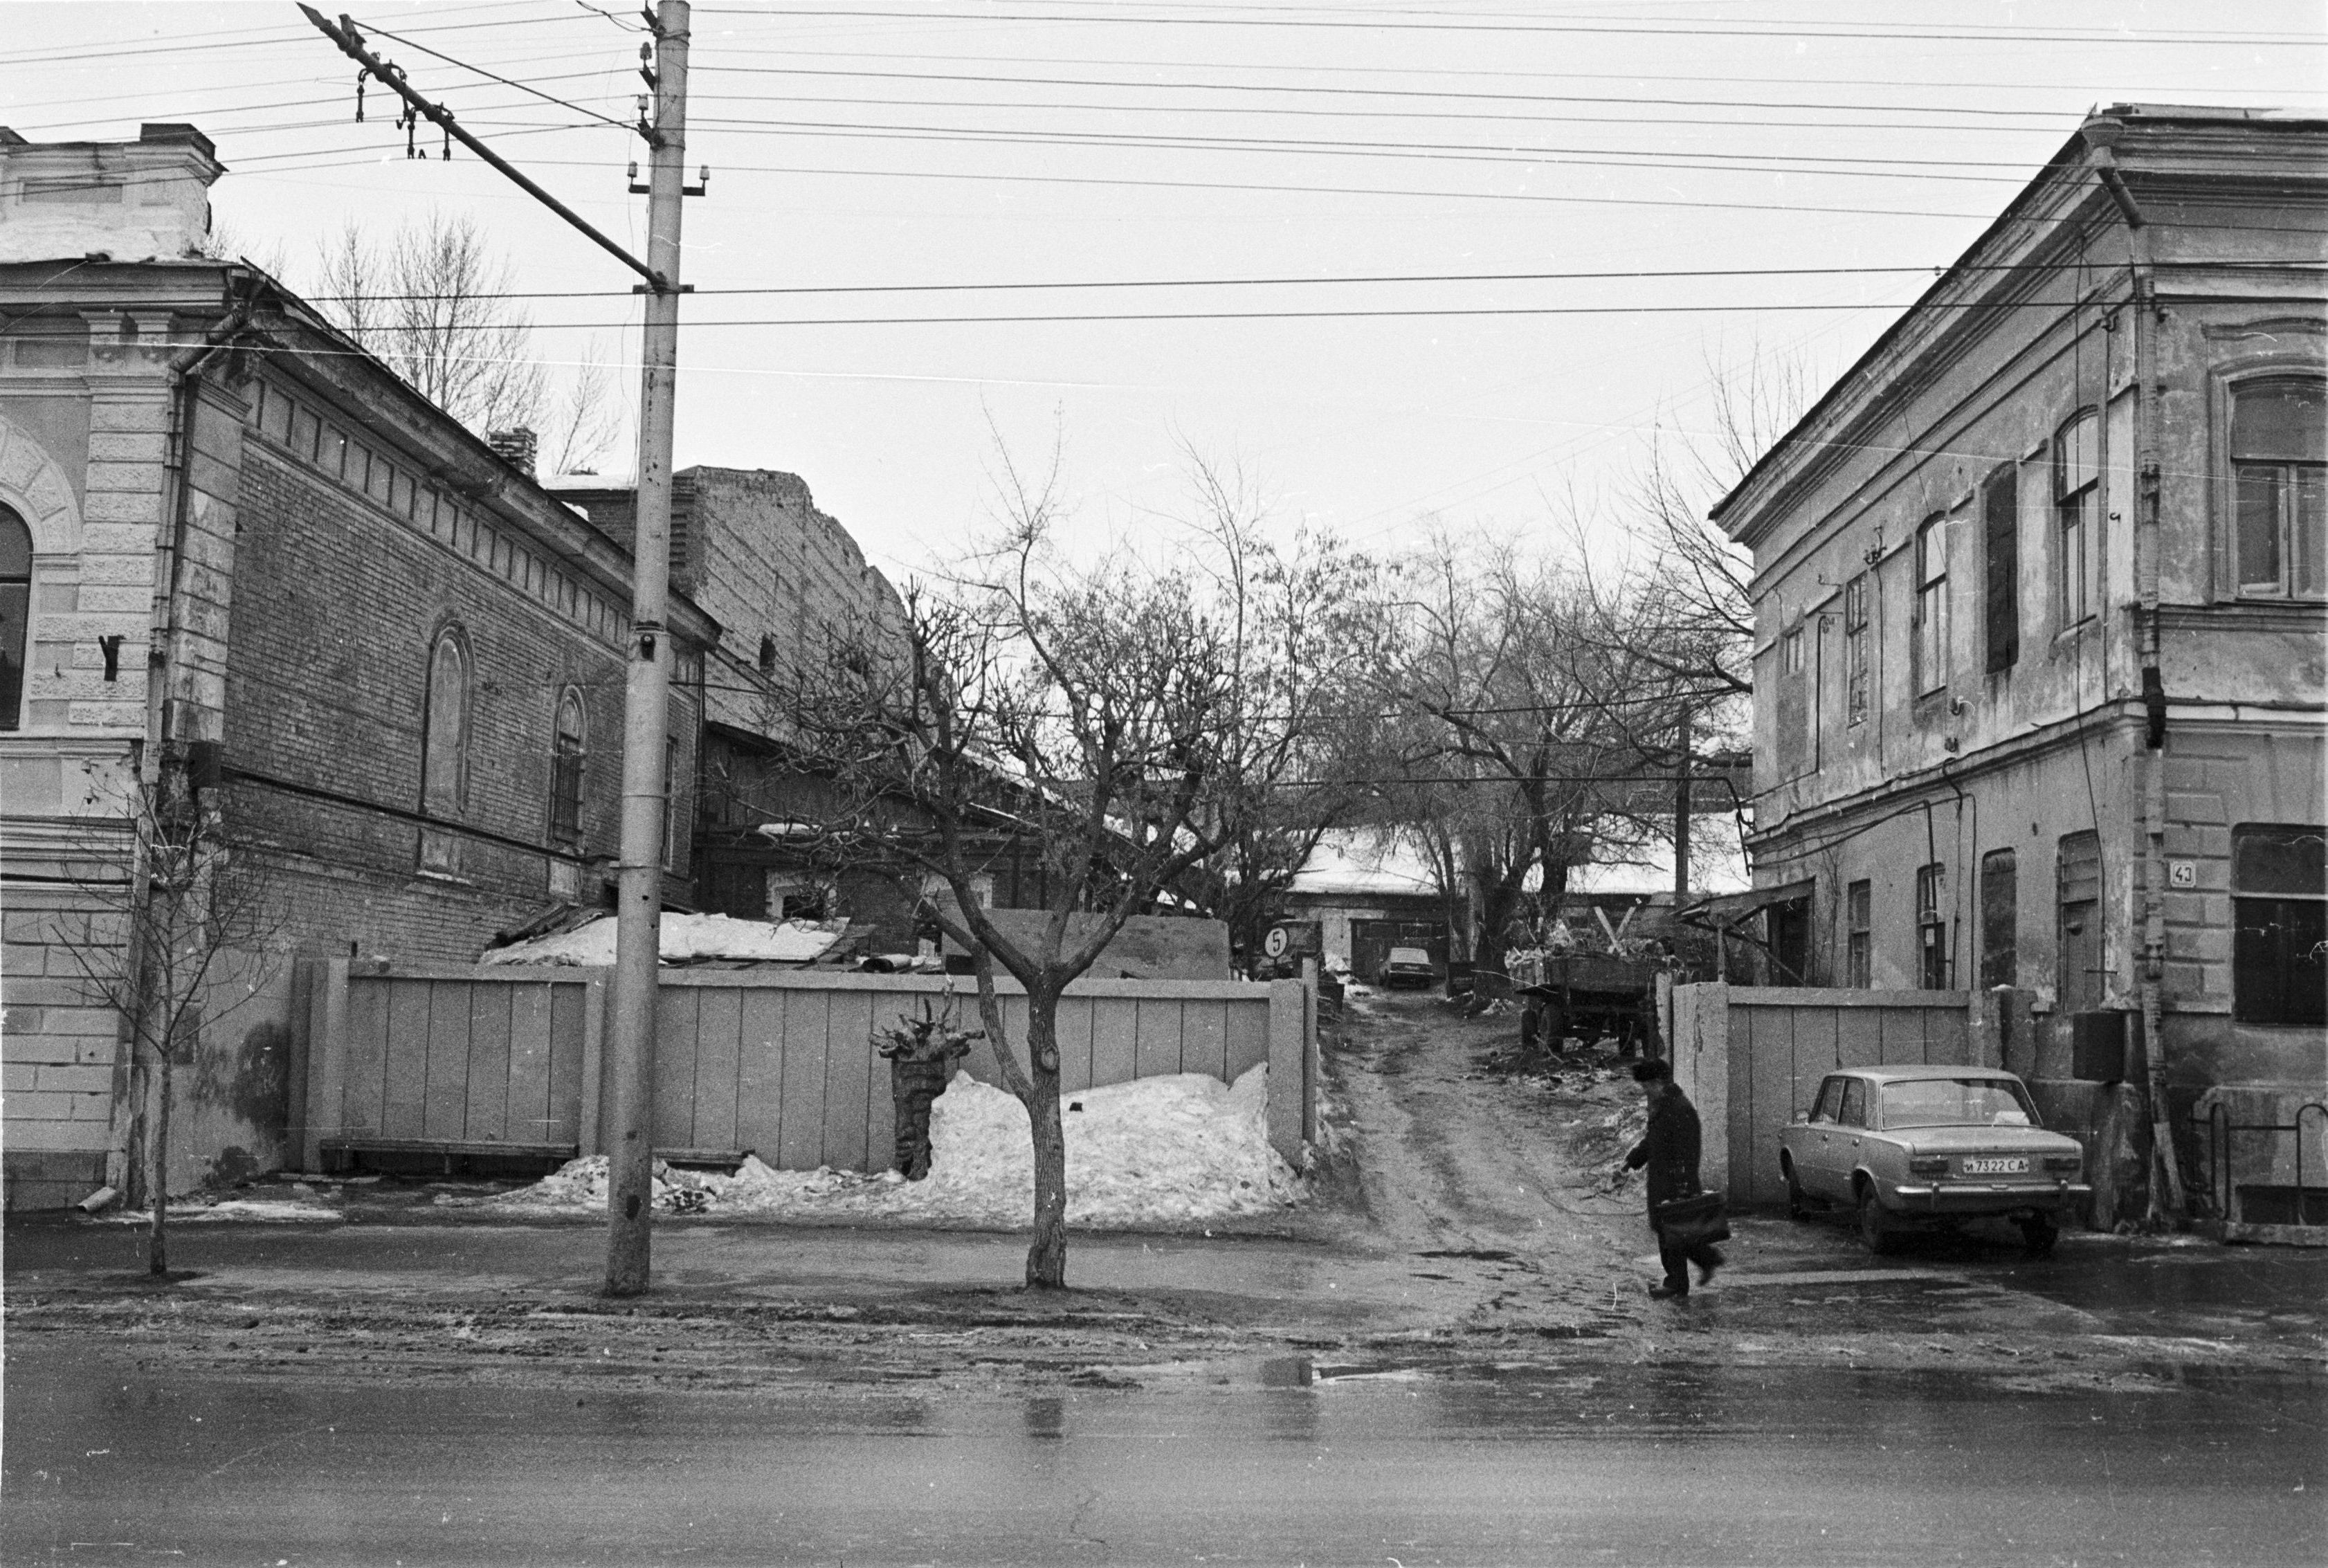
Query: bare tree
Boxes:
[
  {"xmin": 540, "ymin": 338, "xmax": 625, "ymax": 478},
  {"xmin": 779, "ymin": 444, "xmax": 1295, "ymax": 1289},
  {"xmin": 1374, "ymin": 535, "xmax": 1686, "ymax": 993},
  {"xmin": 1170, "ymin": 449, "xmax": 1383, "ymax": 965},
  {"xmin": 315, "ymin": 215, "xmax": 619, "ymax": 473},
  {"xmin": 48, "ymin": 756, "xmax": 281, "ymax": 1276}
]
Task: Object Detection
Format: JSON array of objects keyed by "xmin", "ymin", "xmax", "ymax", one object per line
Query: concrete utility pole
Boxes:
[
  {"xmin": 603, "ymin": 0, "xmax": 693, "ymax": 1297},
  {"xmin": 301, "ymin": 3, "xmax": 696, "ymax": 1290}
]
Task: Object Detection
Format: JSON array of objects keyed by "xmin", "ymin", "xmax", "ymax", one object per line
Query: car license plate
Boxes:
[{"xmin": 1962, "ymin": 1156, "xmax": 2028, "ymax": 1176}]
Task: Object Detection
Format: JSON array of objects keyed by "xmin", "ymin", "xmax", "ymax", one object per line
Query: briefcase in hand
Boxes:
[{"xmin": 1653, "ymin": 1191, "xmax": 1731, "ymax": 1248}]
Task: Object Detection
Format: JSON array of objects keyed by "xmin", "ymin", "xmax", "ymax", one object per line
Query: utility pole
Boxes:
[
  {"xmin": 301, "ymin": 3, "xmax": 695, "ymax": 1291},
  {"xmin": 603, "ymin": 0, "xmax": 691, "ymax": 1296}
]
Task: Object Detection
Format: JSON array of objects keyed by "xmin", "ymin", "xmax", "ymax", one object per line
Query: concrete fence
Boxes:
[
  {"xmin": 1662, "ymin": 983, "xmax": 1998, "ymax": 1206},
  {"xmin": 292, "ymin": 961, "xmax": 1316, "ymax": 1175}
]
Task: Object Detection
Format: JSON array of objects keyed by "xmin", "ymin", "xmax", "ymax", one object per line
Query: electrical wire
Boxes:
[
  {"xmin": 689, "ymin": 4, "xmax": 2327, "ymax": 48},
  {"xmin": 288, "ymin": 259, "xmax": 2324, "ymax": 306}
]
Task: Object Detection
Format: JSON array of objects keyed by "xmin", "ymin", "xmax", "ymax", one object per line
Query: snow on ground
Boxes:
[
  {"xmin": 482, "ymin": 912, "xmax": 844, "ymax": 967},
  {"xmin": 97, "ymin": 1198, "xmax": 343, "ymax": 1224},
  {"xmin": 494, "ymin": 1064, "xmax": 1303, "ymax": 1228}
]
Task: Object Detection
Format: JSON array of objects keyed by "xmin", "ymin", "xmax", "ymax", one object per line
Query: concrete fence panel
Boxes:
[{"xmin": 298, "ymin": 965, "xmax": 1313, "ymax": 1175}]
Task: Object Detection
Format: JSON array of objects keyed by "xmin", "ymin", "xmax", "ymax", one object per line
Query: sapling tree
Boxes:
[
  {"xmin": 779, "ymin": 445, "xmax": 1280, "ymax": 1288},
  {"xmin": 48, "ymin": 753, "xmax": 281, "ymax": 1276}
]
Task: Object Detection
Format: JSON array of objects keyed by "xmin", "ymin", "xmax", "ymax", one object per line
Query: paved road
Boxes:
[
  {"xmin": 9, "ymin": 994, "xmax": 2325, "ymax": 1565},
  {"xmin": 8, "ymin": 1343, "xmax": 2319, "ymax": 1566}
]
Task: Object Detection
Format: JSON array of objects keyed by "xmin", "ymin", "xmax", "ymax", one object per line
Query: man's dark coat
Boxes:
[{"xmin": 1625, "ymin": 1088, "xmax": 1704, "ymax": 1214}]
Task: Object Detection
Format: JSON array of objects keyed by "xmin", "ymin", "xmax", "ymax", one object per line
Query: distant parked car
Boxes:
[
  {"xmin": 1379, "ymin": 946, "xmax": 1437, "ymax": 990},
  {"xmin": 1779, "ymin": 1066, "xmax": 2088, "ymax": 1255}
]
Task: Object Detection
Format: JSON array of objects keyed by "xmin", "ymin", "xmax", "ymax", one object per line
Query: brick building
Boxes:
[
  {"xmin": 1715, "ymin": 107, "xmax": 2325, "ymax": 1220},
  {"xmin": 1, "ymin": 124, "xmax": 711, "ymax": 1207},
  {"xmin": 547, "ymin": 467, "xmax": 1072, "ymax": 951}
]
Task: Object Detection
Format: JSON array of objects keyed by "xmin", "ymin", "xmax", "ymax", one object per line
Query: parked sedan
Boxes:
[
  {"xmin": 1379, "ymin": 946, "xmax": 1438, "ymax": 990},
  {"xmin": 1778, "ymin": 1066, "xmax": 2089, "ymax": 1255}
]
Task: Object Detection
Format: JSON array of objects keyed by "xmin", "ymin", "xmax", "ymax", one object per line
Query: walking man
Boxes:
[{"xmin": 1623, "ymin": 1057, "xmax": 1725, "ymax": 1299}]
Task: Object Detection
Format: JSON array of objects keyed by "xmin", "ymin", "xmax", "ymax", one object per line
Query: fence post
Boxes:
[
  {"xmin": 1267, "ymin": 978, "xmax": 1305, "ymax": 1163},
  {"xmin": 1695, "ymin": 982, "xmax": 1731, "ymax": 1194},
  {"xmin": 579, "ymin": 968, "xmax": 610, "ymax": 1158},
  {"xmin": 298, "ymin": 957, "xmax": 349, "ymax": 1174}
]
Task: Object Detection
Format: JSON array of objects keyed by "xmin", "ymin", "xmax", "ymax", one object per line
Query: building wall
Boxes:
[
  {"xmin": 1720, "ymin": 114, "xmax": 2325, "ymax": 1203},
  {"xmin": 0, "ymin": 302, "xmax": 193, "ymax": 1206},
  {"xmin": 1, "ymin": 255, "xmax": 711, "ymax": 1205}
]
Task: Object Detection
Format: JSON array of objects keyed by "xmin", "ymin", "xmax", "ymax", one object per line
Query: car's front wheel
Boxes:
[
  {"xmin": 2018, "ymin": 1214, "xmax": 2059, "ymax": 1257},
  {"xmin": 1857, "ymin": 1185, "xmax": 1898, "ymax": 1255}
]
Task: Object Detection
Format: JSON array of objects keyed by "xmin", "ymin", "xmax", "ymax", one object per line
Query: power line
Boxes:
[
  {"xmin": 356, "ymin": 17, "xmax": 640, "ymax": 133},
  {"xmin": 690, "ymin": 4, "xmax": 2327, "ymax": 47},
  {"xmin": 291, "ymin": 258, "xmax": 2322, "ymax": 304},
  {"xmin": 688, "ymin": 60, "xmax": 2085, "ymax": 123},
  {"xmin": 682, "ymin": 114, "xmax": 2041, "ymax": 183}
]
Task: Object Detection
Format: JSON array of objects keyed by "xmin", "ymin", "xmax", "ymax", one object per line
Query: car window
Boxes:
[
  {"xmin": 1387, "ymin": 947, "xmax": 1430, "ymax": 965},
  {"xmin": 1879, "ymin": 1077, "xmax": 2039, "ymax": 1130},
  {"xmin": 1837, "ymin": 1079, "xmax": 1867, "ymax": 1129},
  {"xmin": 1809, "ymin": 1078, "xmax": 1842, "ymax": 1124}
]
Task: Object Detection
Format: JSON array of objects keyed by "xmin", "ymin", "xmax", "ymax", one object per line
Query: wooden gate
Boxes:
[{"xmin": 1664, "ymin": 983, "xmax": 1994, "ymax": 1206}]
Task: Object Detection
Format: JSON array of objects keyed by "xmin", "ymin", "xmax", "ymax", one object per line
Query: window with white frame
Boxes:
[
  {"xmin": 1912, "ymin": 514, "xmax": 1948, "ymax": 694},
  {"xmin": 2055, "ymin": 409, "xmax": 2100, "ymax": 624},
  {"xmin": 2230, "ymin": 378, "xmax": 2325, "ymax": 599}
]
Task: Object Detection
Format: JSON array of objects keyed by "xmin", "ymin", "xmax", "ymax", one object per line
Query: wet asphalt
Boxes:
[
  {"xmin": 8, "ymin": 994, "xmax": 2325, "ymax": 1564},
  {"xmin": 6, "ymin": 1341, "xmax": 2320, "ymax": 1566}
]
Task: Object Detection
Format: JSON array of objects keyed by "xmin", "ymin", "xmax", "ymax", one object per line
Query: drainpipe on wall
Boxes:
[
  {"xmin": 112, "ymin": 281, "xmax": 256, "ymax": 1201},
  {"xmin": 2086, "ymin": 120, "xmax": 2188, "ymax": 1223}
]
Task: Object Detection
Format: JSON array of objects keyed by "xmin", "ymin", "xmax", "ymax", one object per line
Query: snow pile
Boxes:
[
  {"xmin": 98, "ymin": 1198, "xmax": 343, "ymax": 1224},
  {"xmin": 483, "ymin": 912, "xmax": 845, "ymax": 967},
  {"xmin": 495, "ymin": 1064, "xmax": 1302, "ymax": 1227}
]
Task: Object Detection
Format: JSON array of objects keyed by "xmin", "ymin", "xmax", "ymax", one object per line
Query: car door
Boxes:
[
  {"xmin": 1831, "ymin": 1077, "xmax": 1872, "ymax": 1193},
  {"xmin": 1799, "ymin": 1075, "xmax": 1847, "ymax": 1200}
]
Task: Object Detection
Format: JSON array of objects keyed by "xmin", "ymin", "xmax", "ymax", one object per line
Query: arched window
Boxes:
[
  {"xmin": 418, "ymin": 627, "xmax": 470, "ymax": 873},
  {"xmin": 1912, "ymin": 513, "xmax": 1949, "ymax": 693},
  {"xmin": 548, "ymin": 688, "xmax": 585, "ymax": 849},
  {"xmin": 757, "ymin": 632, "xmax": 777, "ymax": 677},
  {"xmin": 2231, "ymin": 377, "xmax": 2325, "ymax": 599},
  {"xmin": 0, "ymin": 504, "xmax": 29, "ymax": 732}
]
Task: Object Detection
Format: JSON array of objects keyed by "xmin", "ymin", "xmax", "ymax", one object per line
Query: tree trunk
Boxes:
[
  {"xmin": 1022, "ymin": 1003, "xmax": 1068, "ymax": 1289},
  {"xmin": 145, "ymin": 1051, "xmax": 172, "ymax": 1277}
]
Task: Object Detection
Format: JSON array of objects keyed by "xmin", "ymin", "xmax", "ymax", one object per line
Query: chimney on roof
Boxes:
[{"xmin": 487, "ymin": 427, "xmax": 540, "ymax": 478}]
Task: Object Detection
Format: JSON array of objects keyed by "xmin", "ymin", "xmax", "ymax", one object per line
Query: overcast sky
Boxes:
[{"xmin": 6, "ymin": 1, "xmax": 2322, "ymax": 581}]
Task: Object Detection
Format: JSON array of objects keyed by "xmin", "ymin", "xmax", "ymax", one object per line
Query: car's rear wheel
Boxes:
[
  {"xmin": 1783, "ymin": 1158, "xmax": 1810, "ymax": 1221},
  {"xmin": 2018, "ymin": 1214, "xmax": 2059, "ymax": 1257},
  {"xmin": 1857, "ymin": 1185, "xmax": 1898, "ymax": 1255}
]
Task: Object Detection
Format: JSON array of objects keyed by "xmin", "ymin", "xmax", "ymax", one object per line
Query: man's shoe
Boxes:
[
  {"xmin": 1647, "ymin": 1284, "xmax": 1687, "ymax": 1300},
  {"xmin": 1696, "ymin": 1261, "xmax": 1720, "ymax": 1286}
]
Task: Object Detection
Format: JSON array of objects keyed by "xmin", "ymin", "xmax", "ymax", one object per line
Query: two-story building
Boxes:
[
  {"xmin": 1, "ymin": 124, "xmax": 712, "ymax": 1207},
  {"xmin": 1714, "ymin": 106, "xmax": 2325, "ymax": 1221}
]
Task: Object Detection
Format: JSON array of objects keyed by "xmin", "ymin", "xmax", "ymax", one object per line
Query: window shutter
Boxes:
[{"xmin": 1983, "ymin": 465, "xmax": 2018, "ymax": 673}]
